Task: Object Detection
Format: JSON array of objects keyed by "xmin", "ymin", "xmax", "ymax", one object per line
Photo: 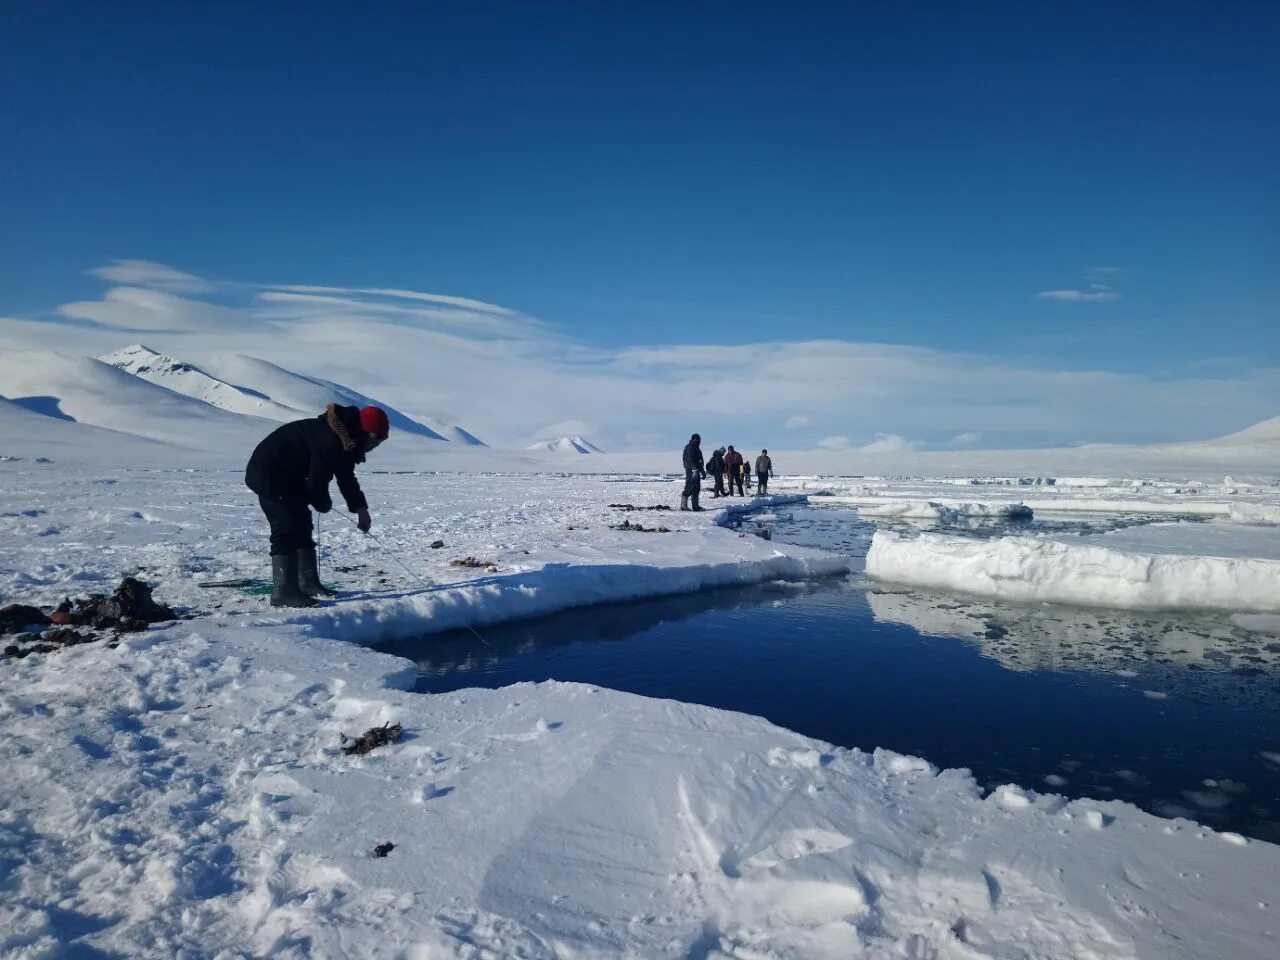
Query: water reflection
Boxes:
[
  {"xmin": 377, "ymin": 577, "xmax": 850, "ymax": 678},
  {"xmin": 868, "ymin": 588, "xmax": 1280, "ymax": 694}
]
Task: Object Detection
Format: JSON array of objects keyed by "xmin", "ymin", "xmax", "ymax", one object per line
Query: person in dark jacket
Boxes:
[
  {"xmin": 245, "ymin": 403, "xmax": 390, "ymax": 607},
  {"xmin": 724, "ymin": 446, "xmax": 745, "ymax": 496},
  {"xmin": 755, "ymin": 450, "xmax": 773, "ymax": 494},
  {"xmin": 681, "ymin": 433, "xmax": 706, "ymax": 511},
  {"xmin": 706, "ymin": 447, "xmax": 727, "ymax": 498}
]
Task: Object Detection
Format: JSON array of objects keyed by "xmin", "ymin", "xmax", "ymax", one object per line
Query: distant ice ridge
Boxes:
[
  {"xmin": 857, "ymin": 500, "xmax": 1033, "ymax": 522},
  {"xmin": 527, "ymin": 435, "xmax": 605, "ymax": 454},
  {"xmin": 1229, "ymin": 503, "xmax": 1280, "ymax": 525},
  {"xmin": 866, "ymin": 530, "xmax": 1280, "ymax": 613}
]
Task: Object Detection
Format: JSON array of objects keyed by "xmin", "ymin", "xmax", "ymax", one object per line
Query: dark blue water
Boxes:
[{"xmin": 376, "ymin": 507, "xmax": 1280, "ymax": 842}]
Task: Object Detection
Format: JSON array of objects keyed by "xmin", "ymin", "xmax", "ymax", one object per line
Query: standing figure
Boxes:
[
  {"xmin": 706, "ymin": 447, "xmax": 727, "ymax": 498},
  {"xmin": 245, "ymin": 403, "xmax": 390, "ymax": 607},
  {"xmin": 681, "ymin": 433, "xmax": 706, "ymax": 511},
  {"xmin": 724, "ymin": 446, "xmax": 744, "ymax": 496},
  {"xmin": 755, "ymin": 449, "xmax": 773, "ymax": 494}
]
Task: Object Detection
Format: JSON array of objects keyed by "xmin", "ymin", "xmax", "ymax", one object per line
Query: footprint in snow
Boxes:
[{"xmin": 488, "ymin": 718, "xmax": 563, "ymax": 742}]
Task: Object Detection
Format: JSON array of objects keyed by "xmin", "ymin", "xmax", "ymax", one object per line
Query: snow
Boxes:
[
  {"xmin": 857, "ymin": 500, "xmax": 1033, "ymax": 522},
  {"xmin": 1231, "ymin": 502, "xmax": 1280, "ymax": 525},
  {"xmin": 867, "ymin": 530, "xmax": 1280, "ymax": 613},
  {"xmin": 3, "ymin": 422, "xmax": 1280, "ymax": 955}
]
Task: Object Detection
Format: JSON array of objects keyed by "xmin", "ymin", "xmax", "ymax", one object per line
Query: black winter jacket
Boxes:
[
  {"xmin": 682, "ymin": 441, "xmax": 705, "ymax": 480},
  {"xmin": 706, "ymin": 450, "xmax": 725, "ymax": 477},
  {"xmin": 245, "ymin": 404, "xmax": 369, "ymax": 513}
]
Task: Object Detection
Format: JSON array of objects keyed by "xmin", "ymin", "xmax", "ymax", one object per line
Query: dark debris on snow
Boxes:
[{"xmin": 341, "ymin": 721, "xmax": 404, "ymax": 756}]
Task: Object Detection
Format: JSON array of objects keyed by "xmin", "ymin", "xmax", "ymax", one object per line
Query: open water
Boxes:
[{"xmin": 376, "ymin": 505, "xmax": 1280, "ymax": 842}]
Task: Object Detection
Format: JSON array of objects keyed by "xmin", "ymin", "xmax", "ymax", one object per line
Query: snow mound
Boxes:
[
  {"xmin": 866, "ymin": 530, "xmax": 1280, "ymax": 612},
  {"xmin": 528, "ymin": 435, "xmax": 605, "ymax": 454}
]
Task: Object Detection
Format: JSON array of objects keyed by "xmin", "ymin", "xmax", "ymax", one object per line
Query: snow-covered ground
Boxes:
[{"xmin": 4, "ymin": 437, "xmax": 1280, "ymax": 955}]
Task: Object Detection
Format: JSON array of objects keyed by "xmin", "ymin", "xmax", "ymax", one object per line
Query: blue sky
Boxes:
[{"xmin": 1, "ymin": 2, "xmax": 1277, "ymax": 449}]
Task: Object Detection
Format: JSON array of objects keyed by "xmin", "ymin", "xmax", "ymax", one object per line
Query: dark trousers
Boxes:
[
  {"xmin": 732, "ymin": 474, "xmax": 745, "ymax": 496},
  {"xmin": 258, "ymin": 494, "xmax": 314, "ymax": 555},
  {"xmin": 757, "ymin": 472, "xmax": 769, "ymax": 494},
  {"xmin": 712, "ymin": 472, "xmax": 726, "ymax": 496}
]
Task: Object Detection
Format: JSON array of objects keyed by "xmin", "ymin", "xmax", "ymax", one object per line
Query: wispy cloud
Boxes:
[
  {"xmin": 266, "ymin": 284, "xmax": 518, "ymax": 317},
  {"xmin": 58, "ymin": 286, "xmax": 264, "ymax": 331},
  {"xmin": 860, "ymin": 433, "xmax": 919, "ymax": 453},
  {"xmin": 89, "ymin": 260, "xmax": 215, "ymax": 294},
  {"xmin": 817, "ymin": 435, "xmax": 851, "ymax": 450},
  {"xmin": 1038, "ymin": 267, "xmax": 1124, "ymax": 303},
  {"xmin": 784, "ymin": 415, "xmax": 811, "ymax": 429},
  {"xmin": 1036, "ymin": 289, "xmax": 1121, "ymax": 303},
  {"xmin": 952, "ymin": 431, "xmax": 983, "ymax": 445}
]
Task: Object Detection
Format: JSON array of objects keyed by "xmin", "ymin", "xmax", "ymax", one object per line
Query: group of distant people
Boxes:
[{"xmin": 680, "ymin": 434, "xmax": 773, "ymax": 511}]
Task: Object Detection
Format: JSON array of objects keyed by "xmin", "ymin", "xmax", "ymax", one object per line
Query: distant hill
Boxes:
[
  {"xmin": 526, "ymin": 435, "xmax": 605, "ymax": 454},
  {"xmin": 1213, "ymin": 413, "xmax": 1280, "ymax": 444},
  {"xmin": 98, "ymin": 344, "xmax": 484, "ymax": 444},
  {"xmin": 0, "ymin": 350, "xmax": 265, "ymax": 450}
]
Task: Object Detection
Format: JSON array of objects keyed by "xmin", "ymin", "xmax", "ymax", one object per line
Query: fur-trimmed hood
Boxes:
[{"xmin": 325, "ymin": 403, "xmax": 365, "ymax": 458}]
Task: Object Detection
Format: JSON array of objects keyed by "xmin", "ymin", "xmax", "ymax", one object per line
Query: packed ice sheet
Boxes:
[{"xmin": 867, "ymin": 530, "xmax": 1280, "ymax": 613}]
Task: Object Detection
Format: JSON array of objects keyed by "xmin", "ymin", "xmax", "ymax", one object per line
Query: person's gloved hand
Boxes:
[{"xmin": 357, "ymin": 508, "xmax": 372, "ymax": 533}]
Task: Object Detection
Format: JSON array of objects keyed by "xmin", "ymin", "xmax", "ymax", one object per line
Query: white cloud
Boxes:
[
  {"xmin": 817, "ymin": 435, "xmax": 851, "ymax": 450},
  {"xmin": 268, "ymin": 284, "xmax": 516, "ymax": 316},
  {"xmin": 1039, "ymin": 266, "xmax": 1124, "ymax": 303},
  {"xmin": 533, "ymin": 419, "xmax": 594, "ymax": 442},
  {"xmin": 784, "ymin": 415, "xmax": 811, "ymax": 429},
  {"xmin": 89, "ymin": 260, "xmax": 214, "ymax": 294},
  {"xmin": 952, "ymin": 431, "xmax": 983, "ymax": 445},
  {"xmin": 1036, "ymin": 289, "xmax": 1121, "ymax": 303},
  {"xmin": 4, "ymin": 260, "xmax": 1278, "ymax": 450},
  {"xmin": 860, "ymin": 433, "xmax": 919, "ymax": 453},
  {"xmin": 57, "ymin": 286, "xmax": 263, "ymax": 332}
]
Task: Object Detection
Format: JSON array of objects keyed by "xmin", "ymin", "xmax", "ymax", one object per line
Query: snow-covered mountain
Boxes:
[
  {"xmin": 526, "ymin": 436, "xmax": 605, "ymax": 454},
  {"xmin": 415, "ymin": 416, "xmax": 487, "ymax": 447},
  {"xmin": 1215, "ymin": 414, "xmax": 1280, "ymax": 445},
  {"xmin": 0, "ymin": 350, "xmax": 268, "ymax": 451},
  {"xmin": 98, "ymin": 345, "xmax": 303, "ymax": 421},
  {"xmin": 99, "ymin": 344, "xmax": 484, "ymax": 444}
]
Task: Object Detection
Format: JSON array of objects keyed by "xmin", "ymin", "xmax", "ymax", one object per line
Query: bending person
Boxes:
[{"xmin": 246, "ymin": 403, "xmax": 390, "ymax": 607}]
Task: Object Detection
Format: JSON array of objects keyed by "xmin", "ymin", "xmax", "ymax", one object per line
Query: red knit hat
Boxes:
[{"xmin": 359, "ymin": 406, "xmax": 390, "ymax": 439}]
